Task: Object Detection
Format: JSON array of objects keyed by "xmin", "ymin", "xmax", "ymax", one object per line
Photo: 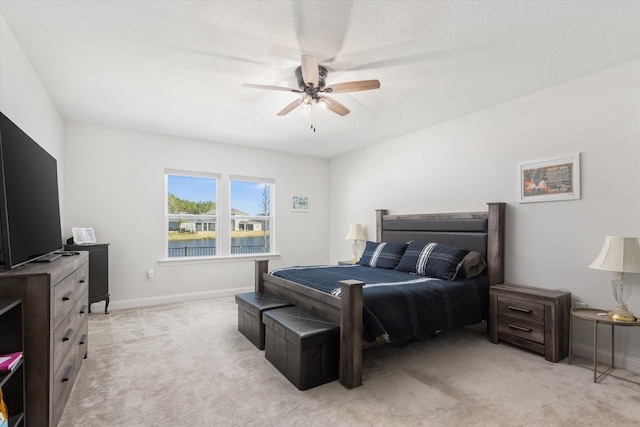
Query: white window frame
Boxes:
[
  {"xmin": 160, "ymin": 170, "xmax": 278, "ymax": 264},
  {"xmin": 229, "ymin": 175, "xmax": 275, "ymax": 257}
]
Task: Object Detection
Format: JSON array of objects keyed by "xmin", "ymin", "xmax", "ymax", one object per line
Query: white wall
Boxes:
[
  {"xmin": 64, "ymin": 123, "xmax": 329, "ymax": 309},
  {"xmin": 329, "ymin": 60, "xmax": 640, "ymax": 370},
  {"xmin": 0, "ymin": 17, "xmax": 65, "ymax": 209}
]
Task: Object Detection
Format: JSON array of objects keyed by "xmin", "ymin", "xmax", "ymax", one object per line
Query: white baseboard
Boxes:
[
  {"xmin": 571, "ymin": 341, "xmax": 640, "ymax": 374},
  {"xmin": 90, "ymin": 286, "xmax": 254, "ymax": 312}
]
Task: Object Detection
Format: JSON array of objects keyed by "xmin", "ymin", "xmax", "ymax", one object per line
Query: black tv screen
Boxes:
[{"xmin": 0, "ymin": 112, "xmax": 63, "ymax": 269}]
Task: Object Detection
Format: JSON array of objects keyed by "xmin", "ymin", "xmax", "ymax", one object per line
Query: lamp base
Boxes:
[{"xmin": 607, "ymin": 309, "xmax": 637, "ymax": 322}]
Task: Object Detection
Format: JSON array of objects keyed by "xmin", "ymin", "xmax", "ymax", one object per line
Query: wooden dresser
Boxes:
[
  {"xmin": 0, "ymin": 252, "xmax": 89, "ymax": 426},
  {"xmin": 489, "ymin": 283, "xmax": 570, "ymax": 362}
]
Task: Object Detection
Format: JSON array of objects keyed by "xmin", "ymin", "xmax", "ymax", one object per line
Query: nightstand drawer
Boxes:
[
  {"xmin": 497, "ymin": 296, "xmax": 544, "ymax": 323},
  {"xmin": 497, "ymin": 314, "xmax": 544, "ymax": 344}
]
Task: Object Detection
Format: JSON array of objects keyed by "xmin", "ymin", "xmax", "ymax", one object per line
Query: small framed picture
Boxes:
[
  {"xmin": 518, "ymin": 153, "xmax": 580, "ymax": 203},
  {"xmin": 72, "ymin": 227, "xmax": 97, "ymax": 244},
  {"xmin": 291, "ymin": 195, "xmax": 309, "ymax": 212}
]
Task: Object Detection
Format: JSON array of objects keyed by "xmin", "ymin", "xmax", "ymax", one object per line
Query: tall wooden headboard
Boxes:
[{"xmin": 375, "ymin": 202, "xmax": 506, "ymax": 285}]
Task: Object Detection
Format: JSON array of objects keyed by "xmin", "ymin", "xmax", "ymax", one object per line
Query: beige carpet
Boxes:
[{"xmin": 59, "ymin": 297, "xmax": 640, "ymax": 426}]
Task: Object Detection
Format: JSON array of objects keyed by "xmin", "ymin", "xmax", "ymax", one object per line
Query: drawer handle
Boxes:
[
  {"xmin": 79, "ymin": 334, "xmax": 87, "ymax": 345},
  {"xmin": 62, "ymin": 291, "xmax": 74, "ymax": 301},
  {"xmin": 507, "ymin": 323, "xmax": 532, "ymax": 333},
  {"xmin": 62, "ymin": 365, "xmax": 74, "ymax": 382},
  {"xmin": 507, "ymin": 305, "xmax": 531, "ymax": 313},
  {"xmin": 79, "ymin": 305, "xmax": 88, "ymax": 314},
  {"xmin": 62, "ymin": 328, "xmax": 74, "ymax": 342},
  {"xmin": 79, "ymin": 279, "xmax": 86, "ymax": 284}
]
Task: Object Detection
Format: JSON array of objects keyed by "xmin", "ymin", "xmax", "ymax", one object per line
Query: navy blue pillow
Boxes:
[
  {"xmin": 358, "ymin": 241, "xmax": 408, "ymax": 269},
  {"xmin": 395, "ymin": 242, "xmax": 470, "ymax": 280}
]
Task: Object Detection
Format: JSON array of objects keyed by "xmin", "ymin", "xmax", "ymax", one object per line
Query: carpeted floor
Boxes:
[{"xmin": 59, "ymin": 297, "xmax": 640, "ymax": 426}]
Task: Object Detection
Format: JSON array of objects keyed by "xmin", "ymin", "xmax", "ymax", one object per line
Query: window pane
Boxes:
[
  {"xmin": 230, "ymin": 180, "xmax": 271, "ymax": 254},
  {"xmin": 167, "ymin": 175, "xmax": 217, "ymax": 258}
]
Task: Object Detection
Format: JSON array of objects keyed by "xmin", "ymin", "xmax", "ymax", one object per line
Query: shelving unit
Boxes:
[
  {"xmin": 0, "ymin": 252, "xmax": 89, "ymax": 426},
  {"xmin": 0, "ymin": 298, "xmax": 25, "ymax": 427}
]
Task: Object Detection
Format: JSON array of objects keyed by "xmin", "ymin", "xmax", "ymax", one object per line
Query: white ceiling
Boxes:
[{"xmin": 1, "ymin": 1, "xmax": 639, "ymax": 159}]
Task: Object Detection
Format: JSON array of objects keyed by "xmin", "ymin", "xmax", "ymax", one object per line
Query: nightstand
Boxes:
[
  {"xmin": 338, "ymin": 260, "xmax": 355, "ymax": 265},
  {"xmin": 489, "ymin": 283, "xmax": 571, "ymax": 362},
  {"xmin": 569, "ymin": 308, "xmax": 640, "ymax": 384}
]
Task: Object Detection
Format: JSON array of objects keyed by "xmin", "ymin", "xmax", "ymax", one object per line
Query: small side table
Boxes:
[
  {"xmin": 65, "ymin": 241, "xmax": 110, "ymax": 314},
  {"xmin": 569, "ymin": 308, "xmax": 640, "ymax": 384},
  {"xmin": 338, "ymin": 260, "xmax": 355, "ymax": 265}
]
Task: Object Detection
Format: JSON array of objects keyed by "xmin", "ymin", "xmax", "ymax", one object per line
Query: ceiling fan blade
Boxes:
[
  {"xmin": 321, "ymin": 96, "xmax": 350, "ymax": 116},
  {"xmin": 301, "ymin": 55, "xmax": 319, "ymax": 87},
  {"xmin": 276, "ymin": 98, "xmax": 302, "ymax": 116},
  {"xmin": 324, "ymin": 79, "xmax": 381, "ymax": 94},
  {"xmin": 242, "ymin": 84, "xmax": 302, "ymax": 93}
]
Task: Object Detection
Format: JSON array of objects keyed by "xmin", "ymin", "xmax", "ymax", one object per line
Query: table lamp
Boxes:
[
  {"xmin": 345, "ymin": 224, "xmax": 367, "ymax": 264},
  {"xmin": 589, "ymin": 236, "xmax": 640, "ymax": 322}
]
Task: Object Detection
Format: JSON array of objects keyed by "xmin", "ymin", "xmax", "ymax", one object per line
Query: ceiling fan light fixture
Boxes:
[
  {"xmin": 316, "ymin": 98, "xmax": 328, "ymax": 110},
  {"xmin": 300, "ymin": 102, "xmax": 312, "ymax": 116}
]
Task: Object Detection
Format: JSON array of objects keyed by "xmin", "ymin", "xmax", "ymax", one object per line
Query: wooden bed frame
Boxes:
[{"xmin": 255, "ymin": 202, "xmax": 506, "ymax": 389}]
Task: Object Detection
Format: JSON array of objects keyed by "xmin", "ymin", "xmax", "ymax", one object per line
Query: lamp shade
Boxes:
[
  {"xmin": 589, "ymin": 236, "xmax": 640, "ymax": 273},
  {"xmin": 345, "ymin": 224, "xmax": 367, "ymax": 241}
]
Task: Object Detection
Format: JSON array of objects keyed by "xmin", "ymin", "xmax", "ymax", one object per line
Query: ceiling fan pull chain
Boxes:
[{"xmin": 312, "ymin": 100, "xmax": 316, "ymax": 132}]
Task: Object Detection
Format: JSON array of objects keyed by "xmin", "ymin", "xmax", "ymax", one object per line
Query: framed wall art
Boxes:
[
  {"xmin": 518, "ymin": 153, "xmax": 580, "ymax": 203},
  {"xmin": 291, "ymin": 195, "xmax": 309, "ymax": 212}
]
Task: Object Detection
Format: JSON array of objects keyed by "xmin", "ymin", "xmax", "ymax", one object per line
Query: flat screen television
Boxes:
[{"xmin": 0, "ymin": 112, "xmax": 63, "ymax": 269}]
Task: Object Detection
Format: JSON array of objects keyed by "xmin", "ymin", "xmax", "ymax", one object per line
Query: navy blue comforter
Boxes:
[{"xmin": 270, "ymin": 265, "xmax": 489, "ymax": 344}]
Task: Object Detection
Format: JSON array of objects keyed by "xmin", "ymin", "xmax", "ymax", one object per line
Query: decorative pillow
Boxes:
[
  {"xmin": 395, "ymin": 242, "xmax": 470, "ymax": 280},
  {"xmin": 460, "ymin": 251, "xmax": 487, "ymax": 278},
  {"xmin": 358, "ymin": 241, "xmax": 408, "ymax": 269}
]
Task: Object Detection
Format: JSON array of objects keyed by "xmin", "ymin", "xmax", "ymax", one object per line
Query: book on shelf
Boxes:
[
  {"xmin": 0, "ymin": 384, "xmax": 8, "ymax": 427},
  {"xmin": 0, "ymin": 351, "xmax": 22, "ymax": 372}
]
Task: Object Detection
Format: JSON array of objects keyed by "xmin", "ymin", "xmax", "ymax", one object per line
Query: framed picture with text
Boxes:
[
  {"xmin": 291, "ymin": 195, "xmax": 309, "ymax": 212},
  {"xmin": 518, "ymin": 153, "xmax": 580, "ymax": 203}
]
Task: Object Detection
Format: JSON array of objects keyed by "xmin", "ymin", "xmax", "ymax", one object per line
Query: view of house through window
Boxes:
[
  {"xmin": 230, "ymin": 179, "xmax": 272, "ymax": 254},
  {"xmin": 166, "ymin": 172, "xmax": 273, "ymax": 258},
  {"xmin": 167, "ymin": 174, "xmax": 217, "ymax": 257}
]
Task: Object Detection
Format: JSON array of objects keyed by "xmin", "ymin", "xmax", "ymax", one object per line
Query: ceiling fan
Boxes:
[{"xmin": 242, "ymin": 55, "xmax": 380, "ymax": 127}]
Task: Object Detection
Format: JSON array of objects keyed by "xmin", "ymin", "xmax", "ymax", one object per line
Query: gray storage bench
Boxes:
[
  {"xmin": 263, "ymin": 305, "xmax": 339, "ymax": 390},
  {"xmin": 235, "ymin": 292, "xmax": 292, "ymax": 350}
]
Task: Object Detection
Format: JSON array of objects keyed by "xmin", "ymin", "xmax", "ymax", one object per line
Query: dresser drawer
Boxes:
[
  {"xmin": 53, "ymin": 309, "xmax": 77, "ymax": 372},
  {"xmin": 75, "ymin": 320, "xmax": 89, "ymax": 368},
  {"xmin": 497, "ymin": 296, "xmax": 544, "ymax": 323},
  {"xmin": 53, "ymin": 289, "xmax": 88, "ymax": 372},
  {"xmin": 53, "ymin": 343, "xmax": 78, "ymax": 425},
  {"xmin": 53, "ymin": 273, "xmax": 77, "ymax": 328},
  {"xmin": 497, "ymin": 314, "xmax": 545, "ymax": 344},
  {"xmin": 75, "ymin": 263, "xmax": 89, "ymax": 302}
]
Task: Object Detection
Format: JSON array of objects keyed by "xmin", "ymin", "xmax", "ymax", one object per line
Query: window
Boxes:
[
  {"xmin": 230, "ymin": 178, "xmax": 273, "ymax": 255},
  {"xmin": 165, "ymin": 171, "xmax": 274, "ymax": 259},
  {"xmin": 166, "ymin": 172, "xmax": 218, "ymax": 258}
]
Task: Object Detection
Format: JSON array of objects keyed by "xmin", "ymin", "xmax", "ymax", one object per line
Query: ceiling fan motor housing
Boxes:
[{"xmin": 295, "ymin": 65, "xmax": 328, "ymax": 91}]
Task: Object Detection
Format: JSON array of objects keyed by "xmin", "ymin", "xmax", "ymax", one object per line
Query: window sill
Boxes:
[{"xmin": 157, "ymin": 253, "xmax": 280, "ymax": 266}]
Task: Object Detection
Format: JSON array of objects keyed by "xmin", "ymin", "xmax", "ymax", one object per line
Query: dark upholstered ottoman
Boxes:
[
  {"xmin": 235, "ymin": 292, "xmax": 292, "ymax": 350},
  {"xmin": 263, "ymin": 306, "xmax": 339, "ymax": 390}
]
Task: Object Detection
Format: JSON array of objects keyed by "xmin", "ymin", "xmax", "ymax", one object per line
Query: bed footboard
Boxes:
[{"xmin": 254, "ymin": 260, "xmax": 365, "ymax": 389}]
